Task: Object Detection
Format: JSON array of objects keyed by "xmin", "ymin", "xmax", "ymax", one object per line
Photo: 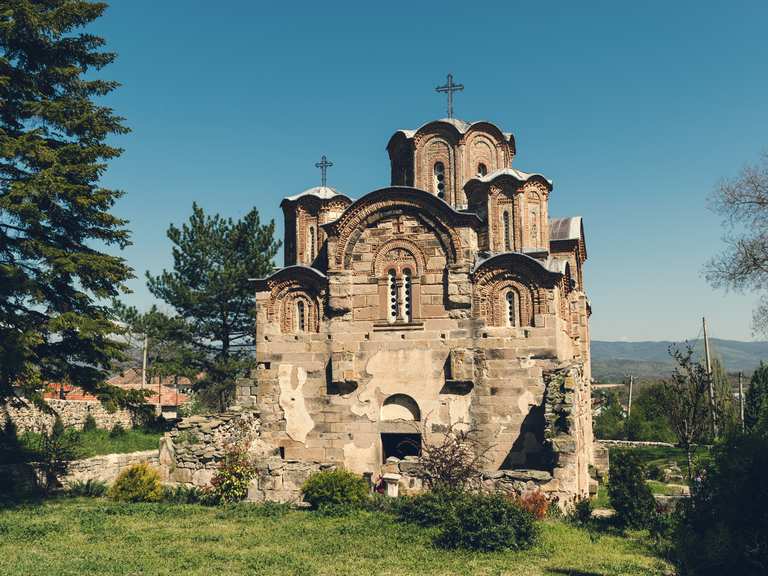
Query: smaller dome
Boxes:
[{"xmin": 283, "ymin": 186, "xmax": 342, "ymax": 202}]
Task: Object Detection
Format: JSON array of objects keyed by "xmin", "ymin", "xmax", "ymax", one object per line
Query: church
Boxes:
[{"xmin": 238, "ymin": 82, "xmax": 594, "ymax": 501}]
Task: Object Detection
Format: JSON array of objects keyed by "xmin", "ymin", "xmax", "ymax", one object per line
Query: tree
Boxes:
[
  {"xmin": 709, "ymin": 358, "xmax": 739, "ymax": 438},
  {"xmin": 0, "ymin": 1, "xmax": 136, "ymax": 406},
  {"xmin": 661, "ymin": 344, "xmax": 711, "ymax": 480},
  {"xmin": 625, "ymin": 382, "xmax": 676, "ymax": 443},
  {"xmin": 146, "ymin": 203, "xmax": 279, "ymax": 410},
  {"xmin": 593, "ymin": 389, "xmax": 626, "ymax": 440},
  {"xmin": 705, "ymin": 153, "xmax": 768, "ymax": 335},
  {"xmin": 745, "ymin": 362, "xmax": 768, "ymax": 433}
]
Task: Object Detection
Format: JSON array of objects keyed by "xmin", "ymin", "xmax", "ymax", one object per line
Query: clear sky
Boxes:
[{"xmin": 91, "ymin": 0, "xmax": 768, "ymax": 342}]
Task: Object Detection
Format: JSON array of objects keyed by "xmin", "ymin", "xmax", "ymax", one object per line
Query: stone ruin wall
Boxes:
[{"xmin": 1, "ymin": 398, "xmax": 134, "ymax": 434}]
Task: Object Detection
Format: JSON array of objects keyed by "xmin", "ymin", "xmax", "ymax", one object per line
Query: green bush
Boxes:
[
  {"xmin": 109, "ymin": 423, "xmax": 126, "ymax": 438},
  {"xmin": 162, "ymin": 484, "xmax": 214, "ymax": 505},
  {"xmin": 66, "ymin": 479, "xmax": 108, "ymax": 497},
  {"xmin": 396, "ymin": 488, "xmax": 467, "ymax": 527},
  {"xmin": 36, "ymin": 418, "xmax": 81, "ymax": 493},
  {"xmin": 301, "ymin": 469, "xmax": 369, "ymax": 510},
  {"xmin": 435, "ymin": 492, "xmax": 538, "ymax": 552},
  {"xmin": 569, "ymin": 497, "xmax": 593, "ymax": 526},
  {"xmin": 82, "ymin": 413, "xmax": 98, "ymax": 432},
  {"xmin": 674, "ymin": 428, "xmax": 768, "ymax": 575},
  {"xmin": 609, "ymin": 450, "xmax": 656, "ymax": 528},
  {"xmin": 108, "ymin": 463, "xmax": 163, "ymax": 502},
  {"xmin": 210, "ymin": 448, "xmax": 257, "ymax": 504}
]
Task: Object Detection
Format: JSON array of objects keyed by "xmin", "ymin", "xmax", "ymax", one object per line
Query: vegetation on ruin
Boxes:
[{"xmin": 0, "ymin": 498, "xmax": 672, "ymax": 575}]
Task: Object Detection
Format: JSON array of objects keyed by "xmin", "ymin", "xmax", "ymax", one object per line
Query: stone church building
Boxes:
[{"xmin": 236, "ymin": 115, "xmax": 593, "ymax": 501}]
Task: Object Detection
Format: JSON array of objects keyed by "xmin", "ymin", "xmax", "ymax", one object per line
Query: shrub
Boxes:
[
  {"xmin": 674, "ymin": 429, "xmax": 768, "ymax": 575},
  {"xmin": 435, "ymin": 492, "xmax": 538, "ymax": 552},
  {"xmin": 569, "ymin": 497, "xmax": 593, "ymax": 526},
  {"xmin": 413, "ymin": 423, "xmax": 486, "ymax": 490},
  {"xmin": 210, "ymin": 448, "xmax": 257, "ymax": 504},
  {"xmin": 162, "ymin": 484, "xmax": 213, "ymax": 505},
  {"xmin": 301, "ymin": 469, "xmax": 369, "ymax": 510},
  {"xmin": 609, "ymin": 450, "xmax": 656, "ymax": 528},
  {"xmin": 109, "ymin": 423, "xmax": 126, "ymax": 438},
  {"xmin": 396, "ymin": 488, "xmax": 467, "ymax": 527},
  {"xmin": 66, "ymin": 479, "xmax": 108, "ymax": 497},
  {"xmin": 108, "ymin": 463, "xmax": 163, "ymax": 502},
  {"xmin": 36, "ymin": 418, "xmax": 80, "ymax": 493},
  {"xmin": 513, "ymin": 491, "xmax": 549, "ymax": 520},
  {"xmin": 82, "ymin": 413, "xmax": 98, "ymax": 432}
]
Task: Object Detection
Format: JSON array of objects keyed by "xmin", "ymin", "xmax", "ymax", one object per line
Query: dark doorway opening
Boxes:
[{"xmin": 381, "ymin": 433, "xmax": 421, "ymax": 462}]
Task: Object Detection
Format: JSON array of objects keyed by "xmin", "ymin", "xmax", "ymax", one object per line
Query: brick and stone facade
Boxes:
[{"xmin": 237, "ymin": 116, "xmax": 593, "ymax": 503}]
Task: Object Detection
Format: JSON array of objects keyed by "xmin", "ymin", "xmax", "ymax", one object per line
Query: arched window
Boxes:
[
  {"xmin": 402, "ymin": 269, "xmax": 412, "ymax": 322},
  {"xmin": 477, "ymin": 163, "xmax": 487, "ymax": 176},
  {"xmin": 308, "ymin": 226, "xmax": 316, "ymax": 262},
  {"xmin": 296, "ymin": 300, "xmax": 306, "ymax": 332},
  {"xmin": 433, "ymin": 162, "xmax": 445, "ymax": 199},
  {"xmin": 505, "ymin": 291, "xmax": 518, "ymax": 327},
  {"xmin": 503, "ymin": 210, "xmax": 511, "ymax": 251},
  {"xmin": 388, "ymin": 269, "xmax": 398, "ymax": 323}
]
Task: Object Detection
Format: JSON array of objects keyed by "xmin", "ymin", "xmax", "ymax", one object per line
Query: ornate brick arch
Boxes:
[
  {"xmin": 372, "ymin": 238, "xmax": 427, "ymax": 277},
  {"xmin": 258, "ymin": 266, "xmax": 327, "ymax": 334},
  {"xmin": 472, "ymin": 253, "xmax": 561, "ymax": 327},
  {"xmin": 323, "ymin": 187, "xmax": 481, "ymax": 271}
]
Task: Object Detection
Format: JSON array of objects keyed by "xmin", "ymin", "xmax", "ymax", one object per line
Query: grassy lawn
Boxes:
[
  {"xmin": 0, "ymin": 498, "xmax": 671, "ymax": 576},
  {"xmin": 613, "ymin": 445, "xmax": 711, "ymax": 471},
  {"xmin": 18, "ymin": 428, "xmax": 162, "ymax": 460}
]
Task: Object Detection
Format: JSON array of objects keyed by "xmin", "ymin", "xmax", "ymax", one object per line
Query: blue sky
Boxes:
[{"xmin": 92, "ymin": 0, "xmax": 767, "ymax": 341}]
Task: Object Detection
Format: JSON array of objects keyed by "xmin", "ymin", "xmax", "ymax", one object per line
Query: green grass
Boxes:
[
  {"xmin": 19, "ymin": 428, "xmax": 162, "ymax": 459},
  {"xmin": 0, "ymin": 499, "xmax": 671, "ymax": 576},
  {"xmin": 613, "ymin": 445, "xmax": 711, "ymax": 471}
]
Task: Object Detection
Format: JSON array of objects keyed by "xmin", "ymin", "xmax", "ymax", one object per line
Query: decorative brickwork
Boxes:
[{"xmin": 244, "ymin": 116, "xmax": 593, "ymax": 503}]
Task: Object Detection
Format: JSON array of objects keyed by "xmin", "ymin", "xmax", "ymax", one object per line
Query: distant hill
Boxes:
[{"xmin": 591, "ymin": 339, "xmax": 768, "ymax": 382}]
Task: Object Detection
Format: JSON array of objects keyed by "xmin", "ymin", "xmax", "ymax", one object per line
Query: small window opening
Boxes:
[
  {"xmin": 308, "ymin": 226, "xmax": 316, "ymax": 261},
  {"xmin": 505, "ymin": 291, "xmax": 517, "ymax": 327},
  {"xmin": 477, "ymin": 163, "xmax": 488, "ymax": 176},
  {"xmin": 503, "ymin": 210, "xmax": 511, "ymax": 251},
  {"xmin": 402, "ymin": 269, "xmax": 412, "ymax": 322},
  {"xmin": 381, "ymin": 433, "xmax": 421, "ymax": 462},
  {"xmin": 388, "ymin": 269, "xmax": 398, "ymax": 323},
  {"xmin": 296, "ymin": 300, "xmax": 306, "ymax": 332},
  {"xmin": 433, "ymin": 162, "xmax": 445, "ymax": 199}
]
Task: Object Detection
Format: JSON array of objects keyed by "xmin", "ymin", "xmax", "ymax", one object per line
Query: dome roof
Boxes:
[
  {"xmin": 390, "ymin": 118, "xmax": 514, "ymax": 142},
  {"xmin": 283, "ymin": 186, "xmax": 342, "ymax": 202}
]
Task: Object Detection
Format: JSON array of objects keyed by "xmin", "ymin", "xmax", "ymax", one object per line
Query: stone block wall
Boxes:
[{"xmin": 1, "ymin": 398, "xmax": 134, "ymax": 434}]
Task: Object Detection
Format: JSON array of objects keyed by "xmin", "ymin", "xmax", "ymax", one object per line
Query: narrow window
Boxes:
[
  {"xmin": 402, "ymin": 269, "xmax": 412, "ymax": 322},
  {"xmin": 388, "ymin": 269, "xmax": 398, "ymax": 323},
  {"xmin": 505, "ymin": 291, "xmax": 517, "ymax": 327},
  {"xmin": 530, "ymin": 208, "xmax": 539, "ymax": 245},
  {"xmin": 503, "ymin": 210, "xmax": 511, "ymax": 251},
  {"xmin": 433, "ymin": 162, "xmax": 445, "ymax": 199},
  {"xmin": 308, "ymin": 226, "xmax": 316, "ymax": 261},
  {"xmin": 477, "ymin": 163, "xmax": 487, "ymax": 176},
  {"xmin": 296, "ymin": 300, "xmax": 306, "ymax": 332}
]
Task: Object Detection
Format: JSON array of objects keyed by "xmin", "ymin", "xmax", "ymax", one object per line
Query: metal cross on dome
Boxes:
[
  {"xmin": 315, "ymin": 155, "xmax": 333, "ymax": 187},
  {"xmin": 436, "ymin": 73, "xmax": 464, "ymax": 119}
]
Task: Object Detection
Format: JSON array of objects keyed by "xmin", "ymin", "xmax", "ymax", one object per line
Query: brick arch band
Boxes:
[{"xmin": 338, "ymin": 205, "xmax": 460, "ymax": 269}]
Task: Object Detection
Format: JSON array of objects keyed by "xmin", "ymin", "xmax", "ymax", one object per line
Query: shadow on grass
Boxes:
[{"xmin": 545, "ymin": 570, "xmax": 604, "ymax": 576}]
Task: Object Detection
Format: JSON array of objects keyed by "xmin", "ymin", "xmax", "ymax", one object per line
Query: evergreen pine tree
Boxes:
[
  {"xmin": 745, "ymin": 362, "xmax": 768, "ymax": 433},
  {"xmin": 0, "ymin": 1, "xmax": 133, "ymax": 404},
  {"xmin": 146, "ymin": 203, "xmax": 280, "ymax": 410}
]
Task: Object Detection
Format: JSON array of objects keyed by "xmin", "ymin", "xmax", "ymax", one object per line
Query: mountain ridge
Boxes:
[{"xmin": 591, "ymin": 338, "xmax": 768, "ymax": 382}]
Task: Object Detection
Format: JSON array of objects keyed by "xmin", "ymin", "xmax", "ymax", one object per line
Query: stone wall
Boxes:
[
  {"xmin": 1, "ymin": 398, "xmax": 135, "ymax": 434},
  {"xmin": 0, "ymin": 449, "xmax": 158, "ymax": 492},
  {"xmin": 158, "ymin": 411, "xmax": 332, "ymax": 503}
]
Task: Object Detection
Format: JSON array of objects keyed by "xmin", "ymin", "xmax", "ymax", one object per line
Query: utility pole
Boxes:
[
  {"xmin": 627, "ymin": 374, "xmax": 634, "ymax": 420},
  {"xmin": 738, "ymin": 371, "xmax": 745, "ymax": 433},
  {"xmin": 141, "ymin": 333, "xmax": 148, "ymax": 389},
  {"xmin": 702, "ymin": 316, "xmax": 718, "ymax": 439}
]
